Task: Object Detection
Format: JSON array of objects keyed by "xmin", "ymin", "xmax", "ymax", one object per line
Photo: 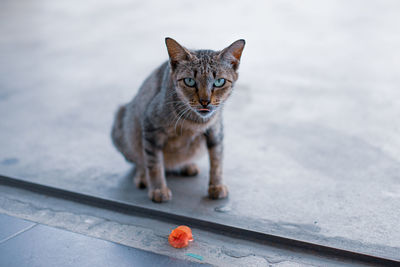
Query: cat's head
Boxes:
[{"xmin": 165, "ymin": 38, "xmax": 245, "ymax": 119}]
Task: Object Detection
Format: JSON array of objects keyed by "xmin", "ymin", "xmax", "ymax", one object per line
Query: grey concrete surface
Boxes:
[
  {"xmin": 0, "ymin": 0, "xmax": 399, "ymax": 260},
  {"xmin": 0, "ymin": 214, "xmax": 208, "ymax": 267},
  {"xmin": 0, "ymin": 184, "xmax": 370, "ymax": 266},
  {"xmin": 0, "ymin": 213, "xmax": 36, "ymax": 242}
]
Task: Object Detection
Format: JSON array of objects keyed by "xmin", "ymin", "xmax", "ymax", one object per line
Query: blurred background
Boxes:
[{"xmin": 0, "ymin": 0, "xmax": 399, "ymax": 259}]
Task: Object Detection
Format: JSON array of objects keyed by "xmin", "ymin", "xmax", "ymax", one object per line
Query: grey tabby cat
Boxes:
[{"xmin": 111, "ymin": 38, "xmax": 245, "ymax": 203}]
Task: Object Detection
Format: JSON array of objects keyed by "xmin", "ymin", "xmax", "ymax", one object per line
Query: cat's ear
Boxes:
[
  {"xmin": 219, "ymin": 39, "xmax": 245, "ymax": 71},
  {"xmin": 165, "ymin": 38, "xmax": 194, "ymax": 69}
]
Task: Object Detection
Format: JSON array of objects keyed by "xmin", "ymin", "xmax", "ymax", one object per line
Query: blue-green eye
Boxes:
[
  {"xmin": 184, "ymin": 78, "xmax": 196, "ymax": 87},
  {"xmin": 214, "ymin": 78, "xmax": 225, "ymax": 87}
]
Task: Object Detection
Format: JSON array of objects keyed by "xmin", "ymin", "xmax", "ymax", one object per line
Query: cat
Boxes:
[{"xmin": 111, "ymin": 37, "xmax": 245, "ymax": 203}]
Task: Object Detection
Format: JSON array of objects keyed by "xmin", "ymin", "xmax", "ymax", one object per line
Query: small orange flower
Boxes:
[
  {"xmin": 176, "ymin": 225, "xmax": 193, "ymax": 241},
  {"xmin": 168, "ymin": 225, "xmax": 194, "ymax": 248}
]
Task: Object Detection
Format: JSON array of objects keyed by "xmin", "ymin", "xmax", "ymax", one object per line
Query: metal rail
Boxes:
[{"xmin": 0, "ymin": 174, "xmax": 398, "ymax": 266}]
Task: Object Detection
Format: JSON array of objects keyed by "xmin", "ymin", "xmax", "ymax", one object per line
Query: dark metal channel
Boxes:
[{"xmin": 0, "ymin": 175, "xmax": 398, "ymax": 266}]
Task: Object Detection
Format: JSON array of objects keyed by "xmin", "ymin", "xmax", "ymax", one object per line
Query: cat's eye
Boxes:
[
  {"xmin": 214, "ymin": 78, "xmax": 225, "ymax": 87},
  {"xmin": 184, "ymin": 78, "xmax": 196, "ymax": 87}
]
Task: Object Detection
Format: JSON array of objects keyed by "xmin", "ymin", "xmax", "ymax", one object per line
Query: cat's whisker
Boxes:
[
  {"xmin": 180, "ymin": 107, "xmax": 194, "ymax": 135},
  {"xmin": 173, "ymin": 106, "xmax": 192, "ymax": 135},
  {"xmin": 178, "ymin": 107, "xmax": 193, "ymax": 135},
  {"xmin": 170, "ymin": 104, "xmax": 189, "ymax": 123},
  {"xmin": 169, "ymin": 103, "xmax": 188, "ymax": 125}
]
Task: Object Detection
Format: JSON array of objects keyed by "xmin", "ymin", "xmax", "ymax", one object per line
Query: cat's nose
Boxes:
[{"xmin": 199, "ymin": 99, "xmax": 210, "ymax": 108}]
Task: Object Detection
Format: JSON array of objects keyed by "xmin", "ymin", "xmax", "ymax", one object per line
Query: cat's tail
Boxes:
[{"xmin": 111, "ymin": 105, "xmax": 127, "ymax": 156}]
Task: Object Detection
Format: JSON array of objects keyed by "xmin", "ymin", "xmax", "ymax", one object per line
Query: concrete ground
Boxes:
[
  {"xmin": 0, "ymin": 213, "xmax": 207, "ymax": 267},
  {"xmin": 0, "ymin": 184, "xmax": 374, "ymax": 266},
  {"xmin": 0, "ymin": 0, "xmax": 399, "ymax": 263}
]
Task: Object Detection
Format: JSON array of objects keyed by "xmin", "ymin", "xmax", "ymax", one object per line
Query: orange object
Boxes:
[
  {"xmin": 176, "ymin": 225, "xmax": 193, "ymax": 241},
  {"xmin": 168, "ymin": 225, "xmax": 194, "ymax": 248}
]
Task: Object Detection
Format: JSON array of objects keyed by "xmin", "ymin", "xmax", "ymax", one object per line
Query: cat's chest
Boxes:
[{"xmin": 164, "ymin": 129, "xmax": 204, "ymax": 151}]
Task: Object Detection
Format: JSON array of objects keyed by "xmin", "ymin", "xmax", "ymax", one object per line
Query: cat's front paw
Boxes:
[
  {"xmin": 208, "ymin": 184, "xmax": 229, "ymax": 199},
  {"xmin": 148, "ymin": 187, "xmax": 172, "ymax": 203}
]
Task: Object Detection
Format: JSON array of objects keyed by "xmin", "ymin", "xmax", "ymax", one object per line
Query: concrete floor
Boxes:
[
  {"xmin": 0, "ymin": 184, "xmax": 373, "ymax": 266},
  {"xmin": 0, "ymin": 0, "xmax": 399, "ymax": 261},
  {"xmin": 0, "ymin": 213, "xmax": 207, "ymax": 267}
]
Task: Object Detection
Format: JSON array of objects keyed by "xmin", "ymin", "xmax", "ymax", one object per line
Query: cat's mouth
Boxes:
[{"xmin": 196, "ymin": 108, "xmax": 213, "ymax": 116}]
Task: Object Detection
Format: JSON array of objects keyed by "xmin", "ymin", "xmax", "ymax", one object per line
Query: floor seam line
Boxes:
[{"xmin": 0, "ymin": 223, "xmax": 37, "ymax": 244}]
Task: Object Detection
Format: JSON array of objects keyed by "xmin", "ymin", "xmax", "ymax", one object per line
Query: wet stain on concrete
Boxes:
[
  {"xmin": 214, "ymin": 205, "xmax": 232, "ymax": 213},
  {"xmin": 278, "ymin": 221, "xmax": 321, "ymax": 234}
]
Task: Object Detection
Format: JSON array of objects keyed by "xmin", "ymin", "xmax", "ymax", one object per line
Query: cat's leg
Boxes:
[
  {"xmin": 179, "ymin": 163, "xmax": 199, "ymax": 176},
  {"xmin": 165, "ymin": 163, "xmax": 199, "ymax": 176},
  {"xmin": 142, "ymin": 120, "xmax": 171, "ymax": 203},
  {"xmin": 207, "ymin": 145, "xmax": 228, "ymax": 199},
  {"xmin": 205, "ymin": 122, "xmax": 228, "ymax": 199},
  {"xmin": 164, "ymin": 163, "xmax": 199, "ymax": 176},
  {"xmin": 133, "ymin": 165, "xmax": 147, "ymax": 189}
]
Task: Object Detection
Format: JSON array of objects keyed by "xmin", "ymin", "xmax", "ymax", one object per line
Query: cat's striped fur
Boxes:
[{"xmin": 111, "ymin": 38, "xmax": 245, "ymax": 202}]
